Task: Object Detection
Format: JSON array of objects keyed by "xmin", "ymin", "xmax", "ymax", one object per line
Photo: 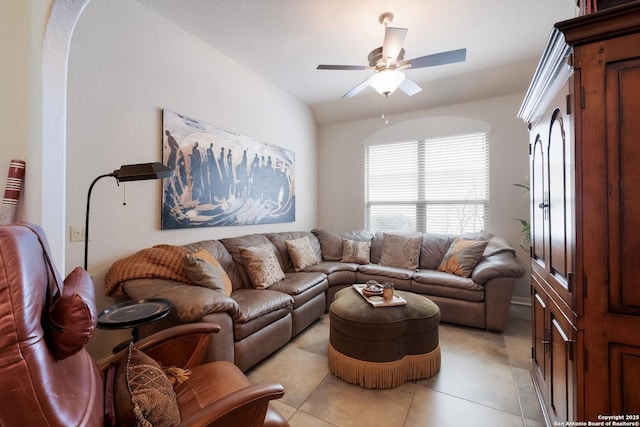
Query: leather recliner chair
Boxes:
[{"xmin": 0, "ymin": 223, "xmax": 289, "ymax": 427}]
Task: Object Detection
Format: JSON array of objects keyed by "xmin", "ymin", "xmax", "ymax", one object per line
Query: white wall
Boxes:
[
  {"xmin": 66, "ymin": 0, "xmax": 317, "ymax": 357},
  {"xmin": 0, "ymin": 1, "xmax": 50, "ymax": 231},
  {"xmin": 317, "ymin": 93, "xmax": 531, "ymax": 300}
]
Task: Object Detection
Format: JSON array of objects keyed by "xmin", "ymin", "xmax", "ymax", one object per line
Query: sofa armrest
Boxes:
[
  {"xmin": 483, "ymin": 277, "xmax": 517, "ymax": 332},
  {"xmin": 123, "ymin": 279, "xmax": 241, "ymax": 322},
  {"xmin": 471, "ymin": 252, "xmax": 525, "ymax": 285}
]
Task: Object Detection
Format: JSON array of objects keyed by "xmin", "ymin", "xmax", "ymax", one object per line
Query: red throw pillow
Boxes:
[{"xmin": 47, "ymin": 267, "xmax": 97, "ymax": 360}]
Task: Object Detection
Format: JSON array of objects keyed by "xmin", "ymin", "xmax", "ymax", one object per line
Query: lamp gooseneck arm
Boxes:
[{"xmin": 84, "ymin": 173, "xmax": 117, "ymax": 271}]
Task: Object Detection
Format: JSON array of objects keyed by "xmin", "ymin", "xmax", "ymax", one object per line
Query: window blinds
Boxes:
[{"xmin": 365, "ymin": 132, "xmax": 489, "ymax": 233}]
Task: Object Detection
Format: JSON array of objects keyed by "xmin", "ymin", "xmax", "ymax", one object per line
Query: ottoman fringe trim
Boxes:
[{"xmin": 328, "ymin": 344, "xmax": 441, "ymax": 389}]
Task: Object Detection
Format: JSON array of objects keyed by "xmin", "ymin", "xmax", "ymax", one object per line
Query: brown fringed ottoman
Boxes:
[{"xmin": 328, "ymin": 287, "xmax": 441, "ymax": 389}]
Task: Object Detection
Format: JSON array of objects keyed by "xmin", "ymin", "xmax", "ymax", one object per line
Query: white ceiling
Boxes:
[{"xmin": 136, "ymin": 0, "xmax": 577, "ymax": 125}]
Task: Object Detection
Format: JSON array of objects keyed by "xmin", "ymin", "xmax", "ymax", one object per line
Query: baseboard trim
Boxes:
[
  {"xmin": 509, "ymin": 297, "xmax": 532, "ymax": 320},
  {"xmin": 511, "ymin": 296, "xmax": 531, "ymax": 306}
]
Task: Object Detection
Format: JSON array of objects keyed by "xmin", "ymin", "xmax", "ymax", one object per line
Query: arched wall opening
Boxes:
[{"xmin": 41, "ymin": 0, "xmax": 91, "ymax": 266}]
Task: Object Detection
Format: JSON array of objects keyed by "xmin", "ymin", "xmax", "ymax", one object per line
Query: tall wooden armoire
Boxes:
[{"xmin": 518, "ymin": 3, "xmax": 640, "ymax": 424}]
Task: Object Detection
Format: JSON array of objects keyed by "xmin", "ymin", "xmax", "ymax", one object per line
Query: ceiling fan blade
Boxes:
[
  {"xmin": 398, "ymin": 77, "xmax": 422, "ymax": 96},
  {"xmin": 382, "ymin": 27, "xmax": 408, "ymax": 63},
  {"xmin": 403, "ymin": 48, "xmax": 467, "ymax": 69},
  {"xmin": 342, "ymin": 79, "xmax": 370, "ymax": 98},
  {"xmin": 317, "ymin": 64, "xmax": 368, "ymax": 70}
]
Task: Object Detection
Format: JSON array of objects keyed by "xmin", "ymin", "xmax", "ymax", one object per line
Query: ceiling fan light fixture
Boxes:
[{"xmin": 369, "ymin": 68, "xmax": 405, "ymax": 96}]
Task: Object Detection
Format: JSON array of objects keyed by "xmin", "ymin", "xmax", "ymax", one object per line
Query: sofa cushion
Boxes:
[
  {"xmin": 412, "ymin": 269, "xmax": 484, "ymax": 291},
  {"xmin": 358, "ymin": 263, "xmax": 415, "ymax": 281},
  {"xmin": 411, "ymin": 281, "xmax": 485, "ymax": 303},
  {"xmin": 265, "ymin": 231, "xmax": 322, "ymax": 272},
  {"xmin": 231, "ymin": 288, "xmax": 293, "ymax": 340},
  {"xmin": 438, "ymin": 238, "xmax": 488, "ymax": 277},
  {"xmin": 221, "ymin": 234, "xmax": 277, "ymax": 288},
  {"xmin": 285, "ymin": 236, "xmax": 320, "ymax": 271},
  {"xmin": 380, "ymin": 232, "xmax": 422, "ymax": 270},
  {"xmin": 184, "ymin": 248, "xmax": 233, "ymax": 296},
  {"xmin": 239, "ymin": 244, "xmax": 286, "ymax": 289},
  {"xmin": 341, "ymin": 238, "xmax": 371, "ymax": 264},
  {"xmin": 304, "ymin": 261, "xmax": 359, "ymax": 287},
  {"xmin": 268, "ymin": 272, "xmax": 329, "ymax": 309},
  {"xmin": 47, "ymin": 267, "xmax": 97, "ymax": 360},
  {"xmin": 419, "ymin": 233, "xmax": 454, "ymax": 270},
  {"xmin": 311, "ymin": 229, "xmax": 375, "ymax": 261},
  {"xmin": 231, "ymin": 288, "xmax": 293, "ymax": 323},
  {"xmin": 305, "ymin": 260, "xmax": 359, "ymax": 275},
  {"xmin": 182, "ymin": 239, "xmax": 244, "ymax": 291},
  {"xmin": 412, "ymin": 269, "xmax": 485, "ymax": 303},
  {"xmin": 268, "ymin": 272, "xmax": 327, "ymax": 296}
]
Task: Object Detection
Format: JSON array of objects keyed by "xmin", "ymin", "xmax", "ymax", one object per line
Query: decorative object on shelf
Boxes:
[
  {"xmin": 161, "ymin": 110, "xmax": 295, "ymax": 229},
  {"xmin": 84, "ymin": 162, "xmax": 173, "ymax": 270},
  {"xmin": 0, "ymin": 159, "xmax": 26, "ymax": 225}
]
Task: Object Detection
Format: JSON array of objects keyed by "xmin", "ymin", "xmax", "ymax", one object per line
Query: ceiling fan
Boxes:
[{"xmin": 317, "ymin": 12, "xmax": 467, "ymax": 98}]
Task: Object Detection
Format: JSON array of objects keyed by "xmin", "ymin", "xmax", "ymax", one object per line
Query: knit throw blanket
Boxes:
[{"xmin": 105, "ymin": 244, "xmax": 190, "ymax": 296}]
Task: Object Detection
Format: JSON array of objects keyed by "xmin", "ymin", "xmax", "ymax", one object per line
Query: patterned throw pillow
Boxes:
[
  {"xmin": 285, "ymin": 236, "xmax": 320, "ymax": 271},
  {"xmin": 115, "ymin": 342, "xmax": 181, "ymax": 427},
  {"xmin": 379, "ymin": 233, "xmax": 422, "ymax": 270},
  {"xmin": 341, "ymin": 238, "xmax": 371, "ymax": 264},
  {"xmin": 239, "ymin": 244, "xmax": 286, "ymax": 289},
  {"xmin": 438, "ymin": 238, "xmax": 489, "ymax": 277},
  {"xmin": 184, "ymin": 248, "xmax": 233, "ymax": 296}
]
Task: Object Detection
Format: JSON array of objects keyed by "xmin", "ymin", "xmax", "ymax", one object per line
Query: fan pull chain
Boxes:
[
  {"xmin": 381, "ymin": 97, "xmax": 389, "ymax": 125},
  {"xmin": 122, "ymin": 183, "xmax": 127, "ymax": 206}
]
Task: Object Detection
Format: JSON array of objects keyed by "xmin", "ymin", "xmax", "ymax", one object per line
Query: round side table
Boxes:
[{"xmin": 97, "ymin": 298, "xmax": 171, "ymax": 353}]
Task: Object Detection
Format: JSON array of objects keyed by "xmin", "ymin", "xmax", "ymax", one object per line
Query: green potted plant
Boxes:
[{"xmin": 513, "ymin": 183, "xmax": 530, "ymax": 251}]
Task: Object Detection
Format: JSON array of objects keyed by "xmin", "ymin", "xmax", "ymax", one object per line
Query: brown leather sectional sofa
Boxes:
[{"xmin": 119, "ymin": 229, "xmax": 525, "ymax": 372}]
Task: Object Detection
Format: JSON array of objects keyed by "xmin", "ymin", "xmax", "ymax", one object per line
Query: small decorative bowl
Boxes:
[{"xmin": 362, "ymin": 282, "xmax": 383, "ymax": 297}]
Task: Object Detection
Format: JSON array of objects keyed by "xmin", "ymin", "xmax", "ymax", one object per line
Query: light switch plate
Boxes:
[{"xmin": 70, "ymin": 225, "xmax": 86, "ymax": 242}]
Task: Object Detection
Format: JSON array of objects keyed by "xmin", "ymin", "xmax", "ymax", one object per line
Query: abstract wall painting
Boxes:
[{"xmin": 161, "ymin": 110, "xmax": 295, "ymax": 229}]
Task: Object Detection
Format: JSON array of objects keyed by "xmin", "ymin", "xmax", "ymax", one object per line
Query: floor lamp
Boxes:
[{"xmin": 84, "ymin": 162, "xmax": 174, "ymax": 270}]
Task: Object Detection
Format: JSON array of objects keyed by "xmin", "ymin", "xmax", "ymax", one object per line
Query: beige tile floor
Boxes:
[{"xmin": 247, "ymin": 306, "xmax": 545, "ymax": 427}]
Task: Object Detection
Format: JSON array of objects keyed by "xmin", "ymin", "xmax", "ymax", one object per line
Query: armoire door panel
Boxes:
[
  {"xmin": 606, "ymin": 58, "xmax": 640, "ymax": 313},
  {"xmin": 609, "ymin": 344, "xmax": 640, "ymax": 414},
  {"xmin": 548, "ymin": 109, "xmax": 569, "ymax": 285},
  {"xmin": 531, "ymin": 134, "xmax": 547, "ymax": 268},
  {"xmin": 551, "ymin": 319, "xmax": 569, "ymax": 420},
  {"xmin": 550, "ymin": 314, "xmax": 574, "ymax": 423},
  {"xmin": 532, "ymin": 281, "xmax": 548, "ymax": 383}
]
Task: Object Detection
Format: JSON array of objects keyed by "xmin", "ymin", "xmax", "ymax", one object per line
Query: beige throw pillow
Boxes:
[
  {"xmin": 285, "ymin": 236, "xmax": 319, "ymax": 271},
  {"xmin": 341, "ymin": 238, "xmax": 371, "ymax": 264},
  {"xmin": 438, "ymin": 238, "xmax": 489, "ymax": 277},
  {"xmin": 380, "ymin": 233, "xmax": 422, "ymax": 270},
  {"xmin": 240, "ymin": 244, "xmax": 286, "ymax": 289},
  {"xmin": 184, "ymin": 248, "xmax": 233, "ymax": 296}
]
